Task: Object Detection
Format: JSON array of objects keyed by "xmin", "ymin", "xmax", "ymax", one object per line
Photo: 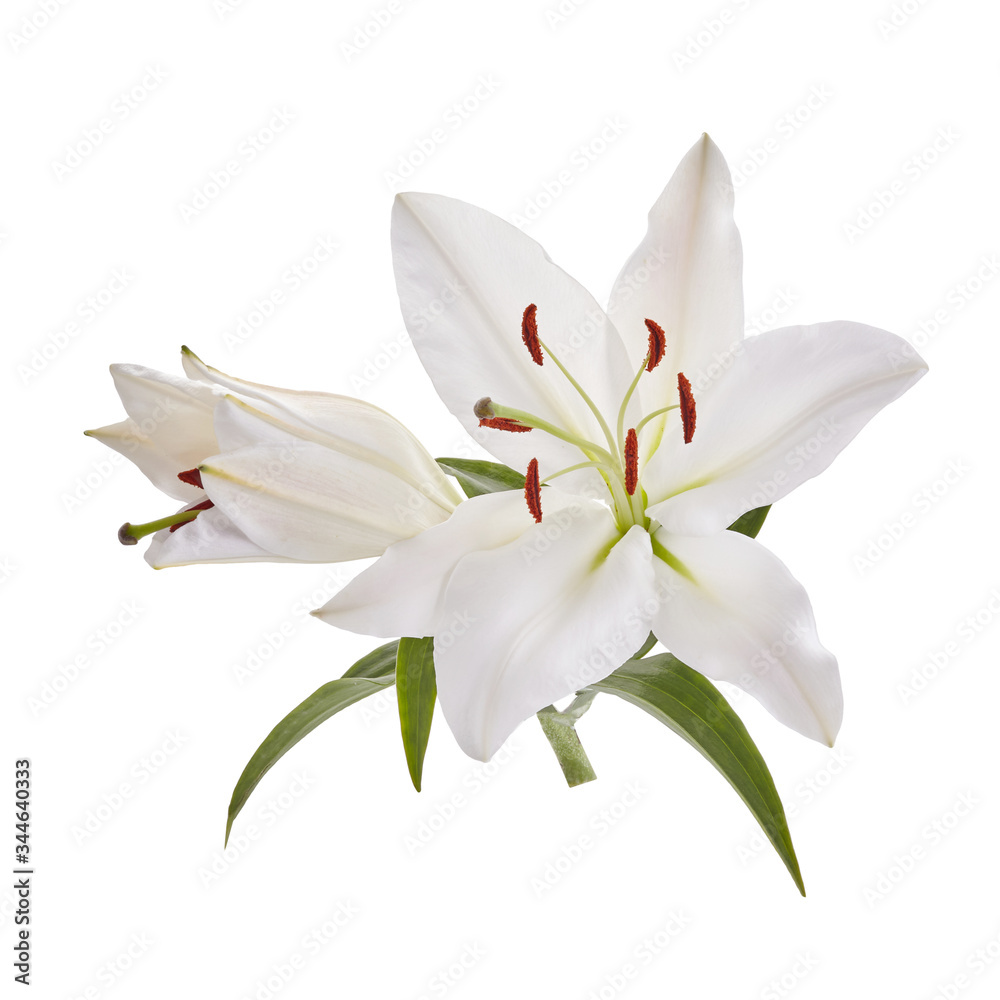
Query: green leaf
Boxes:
[
  {"xmin": 225, "ymin": 641, "xmax": 398, "ymax": 845},
  {"xmin": 537, "ymin": 706, "xmax": 598, "ymax": 787},
  {"xmin": 436, "ymin": 457, "xmax": 525, "ymax": 498},
  {"xmin": 590, "ymin": 653, "xmax": 805, "ymax": 895},
  {"xmin": 396, "ymin": 637, "xmax": 437, "ymax": 791},
  {"xmin": 726, "ymin": 504, "xmax": 771, "ymax": 538}
]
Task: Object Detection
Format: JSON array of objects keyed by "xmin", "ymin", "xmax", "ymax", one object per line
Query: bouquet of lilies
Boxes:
[{"xmin": 86, "ymin": 136, "xmax": 926, "ymax": 893}]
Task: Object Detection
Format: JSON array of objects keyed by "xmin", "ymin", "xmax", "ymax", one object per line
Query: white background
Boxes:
[{"xmin": 3, "ymin": 0, "xmax": 999, "ymax": 997}]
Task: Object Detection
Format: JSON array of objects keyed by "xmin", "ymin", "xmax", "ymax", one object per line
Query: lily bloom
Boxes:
[
  {"xmin": 86, "ymin": 348, "xmax": 460, "ymax": 568},
  {"xmin": 317, "ymin": 134, "xmax": 928, "ymax": 761}
]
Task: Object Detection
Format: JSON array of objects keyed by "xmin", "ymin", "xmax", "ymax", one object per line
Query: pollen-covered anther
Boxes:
[
  {"xmin": 524, "ymin": 458, "xmax": 542, "ymax": 522},
  {"xmin": 677, "ymin": 372, "xmax": 696, "ymax": 444},
  {"xmin": 177, "ymin": 468, "xmax": 204, "ymax": 489},
  {"xmin": 624, "ymin": 428, "xmax": 639, "ymax": 495},
  {"xmin": 644, "ymin": 319, "xmax": 666, "ymax": 372},
  {"xmin": 521, "ymin": 303, "xmax": 544, "ymax": 366},
  {"xmin": 478, "ymin": 417, "xmax": 532, "ymax": 433}
]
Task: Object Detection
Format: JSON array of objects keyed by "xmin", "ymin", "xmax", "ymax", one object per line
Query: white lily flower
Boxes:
[
  {"xmin": 86, "ymin": 348, "xmax": 461, "ymax": 568},
  {"xmin": 317, "ymin": 134, "xmax": 928, "ymax": 761}
]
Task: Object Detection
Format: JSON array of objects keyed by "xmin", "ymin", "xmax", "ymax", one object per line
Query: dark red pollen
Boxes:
[
  {"xmin": 524, "ymin": 458, "xmax": 542, "ymax": 523},
  {"xmin": 624, "ymin": 428, "xmax": 639, "ymax": 495},
  {"xmin": 644, "ymin": 319, "xmax": 666, "ymax": 372},
  {"xmin": 177, "ymin": 468, "xmax": 204, "ymax": 489},
  {"xmin": 521, "ymin": 303, "xmax": 544, "ymax": 366},
  {"xmin": 677, "ymin": 372, "xmax": 696, "ymax": 444},
  {"xmin": 169, "ymin": 498, "xmax": 214, "ymax": 531},
  {"xmin": 479, "ymin": 417, "xmax": 532, "ymax": 433}
]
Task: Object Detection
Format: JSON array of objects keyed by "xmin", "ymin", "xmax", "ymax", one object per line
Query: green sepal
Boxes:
[
  {"xmin": 435, "ymin": 457, "xmax": 525, "ymax": 498},
  {"xmin": 590, "ymin": 652, "xmax": 805, "ymax": 895},
  {"xmin": 726, "ymin": 505, "xmax": 771, "ymax": 538},
  {"xmin": 224, "ymin": 641, "xmax": 398, "ymax": 845},
  {"xmin": 396, "ymin": 637, "xmax": 436, "ymax": 792}
]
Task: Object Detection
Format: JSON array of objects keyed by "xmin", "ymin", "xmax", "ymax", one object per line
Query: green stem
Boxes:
[{"xmin": 537, "ymin": 707, "xmax": 598, "ymax": 787}]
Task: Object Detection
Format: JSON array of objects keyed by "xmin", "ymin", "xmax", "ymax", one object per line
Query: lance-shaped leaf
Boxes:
[
  {"xmin": 436, "ymin": 457, "xmax": 525, "ymax": 498},
  {"xmin": 225, "ymin": 641, "xmax": 398, "ymax": 845},
  {"xmin": 590, "ymin": 652, "xmax": 805, "ymax": 895},
  {"xmin": 726, "ymin": 504, "xmax": 770, "ymax": 539},
  {"xmin": 396, "ymin": 637, "xmax": 437, "ymax": 791}
]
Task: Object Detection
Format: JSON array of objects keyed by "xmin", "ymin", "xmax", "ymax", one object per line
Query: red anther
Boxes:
[
  {"xmin": 624, "ymin": 428, "xmax": 639, "ymax": 495},
  {"xmin": 169, "ymin": 498, "xmax": 214, "ymax": 532},
  {"xmin": 522, "ymin": 303, "xmax": 544, "ymax": 366},
  {"xmin": 644, "ymin": 319, "xmax": 666, "ymax": 372},
  {"xmin": 177, "ymin": 468, "xmax": 204, "ymax": 489},
  {"xmin": 677, "ymin": 372, "xmax": 696, "ymax": 444},
  {"xmin": 524, "ymin": 458, "xmax": 542, "ymax": 522},
  {"xmin": 478, "ymin": 417, "xmax": 533, "ymax": 433}
]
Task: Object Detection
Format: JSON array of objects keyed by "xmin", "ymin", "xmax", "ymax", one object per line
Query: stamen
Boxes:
[
  {"xmin": 177, "ymin": 468, "xmax": 204, "ymax": 489},
  {"xmin": 624, "ymin": 428, "xmax": 639, "ymax": 495},
  {"xmin": 479, "ymin": 417, "xmax": 532, "ymax": 433},
  {"xmin": 521, "ymin": 304, "xmax": 544, "ymax": 366},
  {"xmin": 169, "ymin": 498, "xmax": 214, "ymax": 531},
  {"xmin": 644, "ymin": 319, "xmax": 666, "ymax": 372},
  {"xmin": 677, "ymin": 372, "xmax": 696, "ymax": 444},
  {"xmin": 524, "ymin": 458, "xmax": 542, "ymax": 522}
]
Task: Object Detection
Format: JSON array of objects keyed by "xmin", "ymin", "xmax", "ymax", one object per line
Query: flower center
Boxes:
[{"xmin": 475, "ymin": 304, "xmax": 696, "ymax": 530}]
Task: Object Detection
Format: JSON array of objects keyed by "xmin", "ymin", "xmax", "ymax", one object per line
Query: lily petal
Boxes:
[
  {"xmin": 314, "ymin": 489, "xmax": 547, "ymax": 638},
  {"xmin": 145, "ymin": 505, "xmax": 299, "ymax": 568},
  {"xmin": 646, "ymin": 322, "xmax": 929, "ymax": 535},
  {"xmin": 650, "ymin": 528, "xmax": 842, "ymax": 745},
  {"xmin": 391, "ymin": 193, "xmax": 635, "ymax": 493},
  {"xmin": 86, "ymin": 364, "xmax": 220, "ymax": 500},
  {"xmin": 607, "ymin": 134, "xmax": 743, "ymax": 410},
  {"xmin": 199, "ymin": 442, "xmax": 451, "ymax": 562},
  {"xmin": 436, "ymin": 517, "xmax": 653, "ymax": 761}
]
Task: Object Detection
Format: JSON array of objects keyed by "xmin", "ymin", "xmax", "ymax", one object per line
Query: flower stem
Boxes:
[{"xmin": 537, "ymin": 706, "xmax": 598, "ymax": 786}]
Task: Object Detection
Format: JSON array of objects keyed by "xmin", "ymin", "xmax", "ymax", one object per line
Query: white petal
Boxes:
[
  {"xmin": 199, "ymin": 442, "xmax": 452, "ymax": 563},
  {"xmin": 314, "ymin": 489, "xmax": 559, "ymax": 638},
  {"xmin": 436, "ymin": 517, "xmax": 654, "ymax": 761},
  {"xmin": 144, "ymin": 505, "xmax": 297, "ymax": 568},
  {"xmin": 84, "ymin": 418, "xmax": 203, "ymax": 503},
  {"xmin": 87, "ymin": 365, "xmax": 221, "ymax": 500},
  {"xmin": 391, "ymin": 193, "xmax": 635, "ymax": 495},
  {"xmin": 186, "ymin": 349, "xmax": 460, "ymax": 511},
  {"xmin": 645, "ymin": 322, "xmax": 929, "ymax": 535},
  {"xmin": 650, "ymin": 529, "xmax": 842, "ymax": 745},
  {"xmin": 607, "ymin": 134, "xmax": 743, "ymax": 410}
]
